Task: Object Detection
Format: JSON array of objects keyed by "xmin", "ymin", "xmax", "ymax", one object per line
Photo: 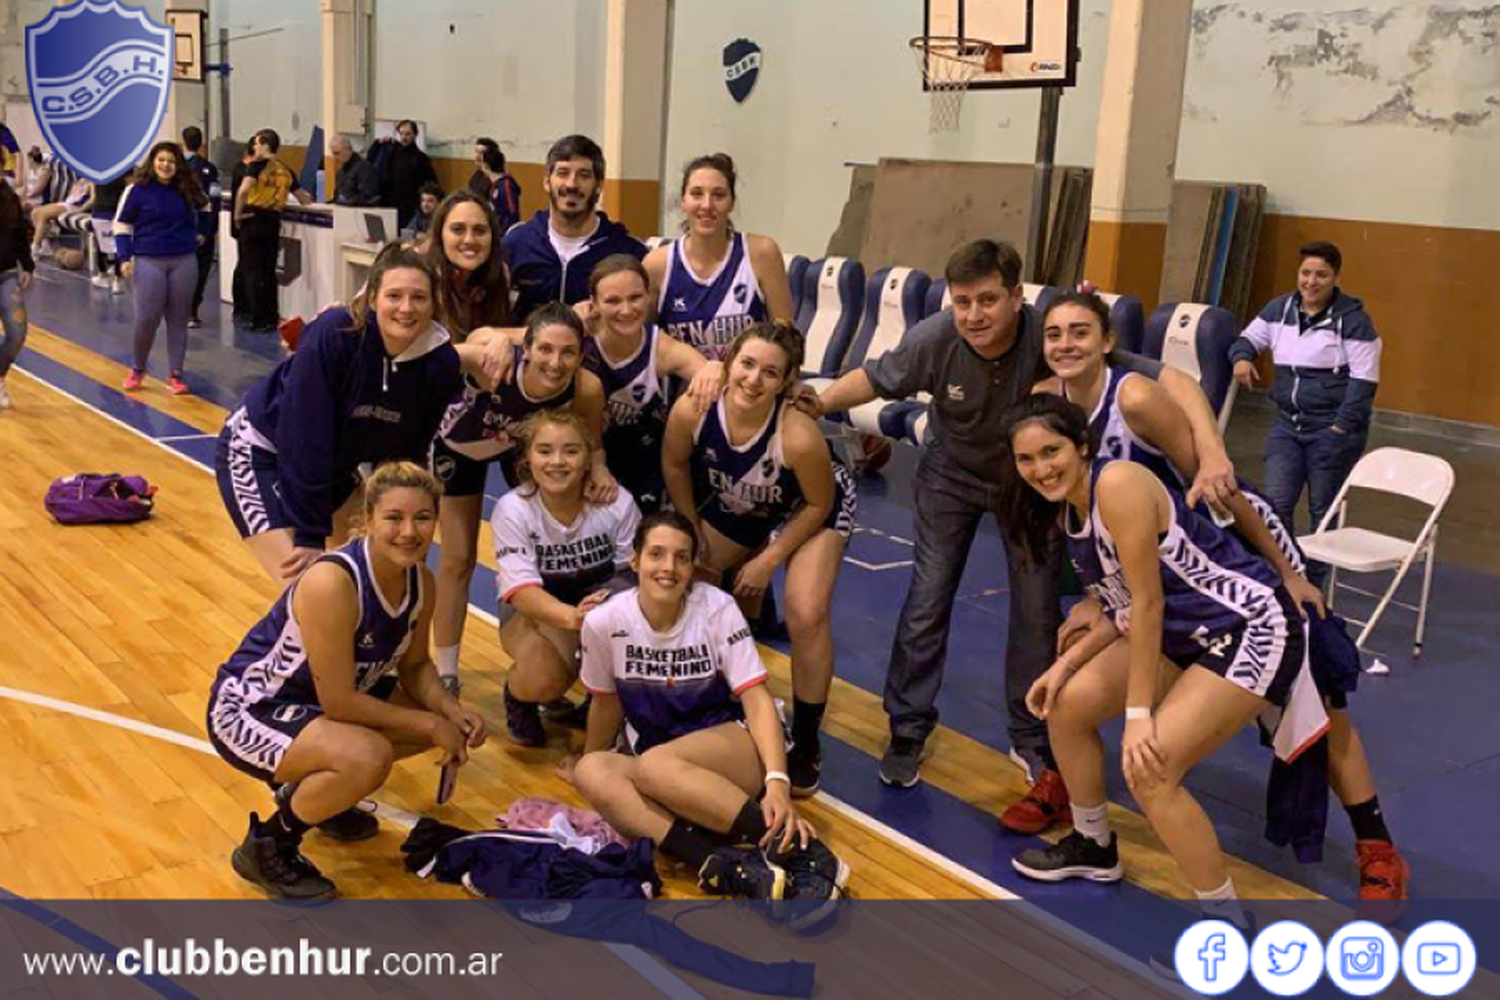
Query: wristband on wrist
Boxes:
[
  {"xmin": 1125, "ymin": 706, "xmax": 1152, "ymax": 721},
  {"xmin": 764, "ymin": 771, "xmax": 790, "ymax": 789}
]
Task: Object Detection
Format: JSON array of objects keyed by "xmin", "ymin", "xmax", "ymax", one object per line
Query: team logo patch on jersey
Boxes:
[
  {"xmin": 722, "ymin": 38, "xmax": 762, "ymax": 104},
  {"xmin": 25, "ymin": 1, "xmax": 173, "ymax": 183},
  {"xmin": 732, "ymin": 282, "xmax": 748, "ymax": 305},
  {"xmin": 271, "ymin": 704, "xmax": 309, "ymax": 724},
  {"xmin": 672, "ymin": 297, "xmax": 688, "ymax": 312}
]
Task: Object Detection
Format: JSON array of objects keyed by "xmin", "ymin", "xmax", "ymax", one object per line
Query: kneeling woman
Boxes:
[
  {"xmin": 207, "ymin": 463, "xmax": 487, "ymax": 900},
  {"xmin": 662, "ymin": 321, "xmax": 857, "ymax": 798},
  {"xmin": 1004, "ymin": 395, "xmax": 1322, "ymax": 938},
  {"xmin": 572, "ymin": 511, "xmax": 849, "ymax": 921},
  {"xmin": 493, "ymin": 410, "xmax": 639, "ymax": 746}
]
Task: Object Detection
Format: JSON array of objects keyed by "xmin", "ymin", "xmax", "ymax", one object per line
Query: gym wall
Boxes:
[{"xmin": 664, "ymin": 0, "xmax": 1499, "ymax": 425}]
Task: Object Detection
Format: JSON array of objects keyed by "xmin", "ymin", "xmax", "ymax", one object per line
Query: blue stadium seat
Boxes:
[
  {"xmin": 1144, "ymin": 303, "xmax": 1242, "ymax": 429},
  {"xmin": 1097, "ymin": 291, "xmax": 1146, "ymax": 354},
  {"xmin": 836, "ymin": 266, "xmax": 931, "ymax": 443},
  {"xmin": 924, "ymin": 279, "xmax": 948, "ymax": 318},
  {"xmin": 783, "ymin": 253, "xmax": 810, "ymax": 320},
  {"xmin": 798, "ymin": 256, "xmax": 865, "ymax": 378}
]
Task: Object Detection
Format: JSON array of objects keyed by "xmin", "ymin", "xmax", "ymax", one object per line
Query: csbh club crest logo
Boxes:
[
  {"xmin": 26, "ymin": 1, "xmax": 173, "ymax": 184},
  {"xmin": 723, "ymin": 38, "xmax": 761, "ymax": 104}
]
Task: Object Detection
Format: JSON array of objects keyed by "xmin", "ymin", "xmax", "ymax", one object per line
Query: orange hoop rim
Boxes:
[{"xmin": 908, "ymin": 34, "xmax": 993, "ymax": 67}]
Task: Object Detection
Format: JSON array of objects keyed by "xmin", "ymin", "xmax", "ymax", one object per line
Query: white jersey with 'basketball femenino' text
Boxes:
[
  {"xmin": 580, "ymin": 585, "xmax": 767, "ymax": 753},
  {"xmin": 492, "ymin": 489, "xmax": 639, "ymax": 607}
]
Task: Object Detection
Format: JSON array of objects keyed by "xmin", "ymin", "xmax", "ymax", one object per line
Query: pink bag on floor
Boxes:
[{"xmin": 500, "ymin": 798, "xmax": 628, "ymax": 849}]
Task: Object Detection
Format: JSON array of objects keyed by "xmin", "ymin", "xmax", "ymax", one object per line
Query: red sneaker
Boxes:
[
  {"xmin": 1000, "ymin": 768, "xmax": 1071, "ymax": 835},
  {"xmin": 1355, "ymin": 840, "xmax": 1409, "ymax": 924},
  {"xmin": 122, "ymin": 369, "xmax": 145, "ymax": 392},
  {"xmin": 167, "ymin": 374, "xmax": 191, "ymax": 396}
]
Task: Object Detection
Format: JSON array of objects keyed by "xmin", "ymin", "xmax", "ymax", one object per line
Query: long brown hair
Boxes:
[
  {"xmin": 129, "ymin": 142, "xmax": 206, "ymax": 207},
  {"xmin": 424, "ymin": 189, "xmax": 511, "ymax": 338}
]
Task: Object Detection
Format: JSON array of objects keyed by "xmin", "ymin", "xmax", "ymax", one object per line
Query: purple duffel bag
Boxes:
[{"xmin": 44, "ymin": 473, "xmax": 158, "ymax": 525}]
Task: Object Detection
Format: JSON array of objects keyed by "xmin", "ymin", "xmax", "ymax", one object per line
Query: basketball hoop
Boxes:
[{"xmin": 909, "ymin": 36, "xmax": 1001, "ymax": 133}]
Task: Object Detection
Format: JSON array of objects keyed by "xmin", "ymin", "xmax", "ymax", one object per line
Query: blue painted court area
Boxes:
[{"xmin": 19, "ymin": 269, "xmax": 1500, "ymax": 903}]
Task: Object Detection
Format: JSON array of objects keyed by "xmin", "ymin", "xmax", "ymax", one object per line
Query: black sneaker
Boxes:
[
  {"xmin": 274, "ymin": 783, "xmax": 379, "ymax": 842},
  {"xmin": 766, "ymin": 838, "xmax": 850, "ymax": 930},
  {"xmin": 788, "ymin": 744, "xmax": 822, "ymax": 798},
  {"xmin": 698, "ymin": 847, "xmax": 786, "ymax": 906},
  {"xmin": 1012, "ymin": 832, "xmax": 1124, "ymax": 883},
  {"xmin": 1149, "ymin": 911, "xmax": 1258, "ymax": 981},
  {"xmin": 879, "ymin": 736, "xmax": 927, "ymax": 788},
  {"xmin": 541, "ymin": 694, "xmax": 591, "ymax": 729},
  {"xmin": 231, "ymin": 814, "xmax": 337, "ymax": 901},
  {"xmin": 504, "ymin": 684, "xmax": 546, "ymax": 747}
]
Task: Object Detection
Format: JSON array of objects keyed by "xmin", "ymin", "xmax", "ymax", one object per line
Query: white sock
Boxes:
[
  {"xmin": 1071, "ymin": 801, "xmax": 1111, "ymax": 847},
  {"xmin": 434, "ymin": 644, "xmax": 460, "ymax": 679},
  {"xmin": 1196, "ymin": 878, "xmax": 1247, "ymax": 928}
]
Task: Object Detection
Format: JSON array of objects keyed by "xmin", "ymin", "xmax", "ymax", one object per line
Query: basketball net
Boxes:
[{"xmin": 909, "ymin": 36, "xmax": 999, "ymax": 133}]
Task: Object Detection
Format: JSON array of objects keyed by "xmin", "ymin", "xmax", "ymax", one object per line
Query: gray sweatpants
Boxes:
[
  {"xmin": 132, "ymin": 252, "xmax": 198, "ymax": 374},
  {"xmin": 0, "ymin": 269, "xmax": 26, "ymax": 378}
]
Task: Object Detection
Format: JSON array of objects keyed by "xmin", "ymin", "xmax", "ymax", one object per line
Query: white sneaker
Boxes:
[
  {"xmin": 110, "ymin": 276, "xmax": 124, "ymax": 295},
  {"xmin": 91, "ymin": 274, "xmax": 111, "ymax": 289},
  {"xmin": 0, "ymin": 379, "xmax": 11, "ymax": 410}
]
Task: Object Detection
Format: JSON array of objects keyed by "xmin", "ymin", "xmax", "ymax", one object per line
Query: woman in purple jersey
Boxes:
[
  {"xmin": 568, "ymin": 511, "xmax": 849, "ymax": 923},
  {"xmin": 643, "ymin": 154, "xmax": 795, "ymax": 362},
  {"xmin": 430, "ymin": 305, "xmax": 614, "ymax": 699},
  {"xmin": 662, "ymin": 322, "xmax": 855, "ymax": 798},
  {"xmin": 1004, "ymin": 395, "xmax": 1316, "ymax": 963},
  {"xmin": 1035, "ymin": 291, "xmax": 1408, "ymax": 912},
  {"xmin": 207, "ymin": 462, "xmax": 487, "ymax": 901},
  {"xmin": 585, "ymin": 254, "xmax": 723, "ymax": 509},
  {"xmin": 424, "ymin": 189, "xmax": 516, "ymax": 695}
]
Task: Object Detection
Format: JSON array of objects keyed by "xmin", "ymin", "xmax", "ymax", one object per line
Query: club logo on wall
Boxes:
[
  {"xmin": 25, "ymin": 1, "xmax": 174, "ymax": 183},
  {"xmin": 723, "ymin": 38, "xmax": 762, "ymax": 104}
]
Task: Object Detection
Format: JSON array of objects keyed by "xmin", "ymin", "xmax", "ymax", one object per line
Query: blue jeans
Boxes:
[
  {"xmin": 0, "ymin": 269, "xmax": 26, "ymax": 378},
  {"xmin": 883, "ymin": 444, "xmax": 1061, "ymax": 771},
  {"xmin": 1262, "ymin": 420, "xmax": 1367, "ymax": 583}
]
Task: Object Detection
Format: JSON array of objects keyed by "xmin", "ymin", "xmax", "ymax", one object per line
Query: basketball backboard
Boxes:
[
  {"xmin": 166, "ymin": 9, "xmax": 205, "ymax": 83},
  {"xmin": 922, "ymin": 0, "xmax": 1079, "ymax": 89}
]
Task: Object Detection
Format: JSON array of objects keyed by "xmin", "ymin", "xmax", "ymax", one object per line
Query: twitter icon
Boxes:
[
  {"xmin": 1253, "ymin": 921, "xmax": 1325, "ymax": 996},
  {"xmin": 1268, "ymin": 941, "xmax": 1307, "ymax": 976}
]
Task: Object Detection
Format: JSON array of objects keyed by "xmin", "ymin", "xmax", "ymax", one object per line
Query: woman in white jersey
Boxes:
[
  {"xmin": 570, "ymin": 510, "xmax": 849, "ymax": 924},
  {"xmin": 662, "ymin": 321, "xmax": 856, "ymax": 799},
  {"xmin": 644, "ymin": 154, "xmax": 795, "ymax": 362},
  {"xmin": 493, "ymin": 410, "xmax": 638, "ymax": 747},
  {"xmin": 1036, "ymin": 291, "xmax": 1407, "ymax": 911}
]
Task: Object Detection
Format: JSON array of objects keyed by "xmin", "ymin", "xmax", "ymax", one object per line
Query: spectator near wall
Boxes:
[
  {"xmin": 182, "ymin": 126, "xmax": 221, "ymax": 327},
  {"xmin": 469, "ymin": 137, "xmax": 522, "ymax": 235},
  {"xmin": 382, "ymin": 119, "xmax": 437, "ymax": 230},
  {"xmin": 329, "ymin": 134, "xmax": 381, "ymax": 207},
  {"xmin": 1229, "ymin": 240, "xmax": 1382, "ymax": 583}
]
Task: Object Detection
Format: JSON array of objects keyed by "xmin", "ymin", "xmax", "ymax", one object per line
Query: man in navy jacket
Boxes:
[
  {"xmin": 1230, "ymin": 241, "xmax": 1382, "ymax": 581},
  {"xmin": 501, "ymin": 134, "xmax": 645, "ymax": 323}
]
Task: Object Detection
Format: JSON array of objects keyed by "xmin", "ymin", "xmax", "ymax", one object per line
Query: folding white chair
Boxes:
[{"xmin": 1297, "ymin": 447, "xmax": 1455, "ymax": 658}]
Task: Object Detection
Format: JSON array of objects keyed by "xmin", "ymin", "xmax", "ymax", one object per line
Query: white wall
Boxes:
[
  {"xmin": 372, "ymin": 0, "xmax": 606, "ymax": 162},
  {"xmin": 204, "ymin": 0, "xmax": 606, "ymax": 159},
  {"xmin": 664, "ymin": 0, "xmax": 1500, "ymax": 258}
]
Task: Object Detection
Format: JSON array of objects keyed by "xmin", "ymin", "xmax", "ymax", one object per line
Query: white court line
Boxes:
[
  {"xmin": 9, "ymin": 353, "xmax": 1208, "ymax": 996},
  {"xmin": 5, "ymin": 364, "xmax": 1009, "ymax": 895},
  {"xmin": 842, "ymin": 557, "xmax": 914, "ymax": 572},
  {"xmin": 158, "ymin": 433, "xmax": 214, "ymax": 443},
  {"xmin": 0, "ymin": 684, "xmax": 708, "ymax": 1000}
]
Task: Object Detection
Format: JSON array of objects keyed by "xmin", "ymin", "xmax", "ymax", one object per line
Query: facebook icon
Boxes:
[
  {"xmin": 1176, "ymin": 920, "xmax": 1249, "ymax": 994},
  {"xmin": 1200, "ymin": 933, "xmax": 1228, "ymax": 981}
]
